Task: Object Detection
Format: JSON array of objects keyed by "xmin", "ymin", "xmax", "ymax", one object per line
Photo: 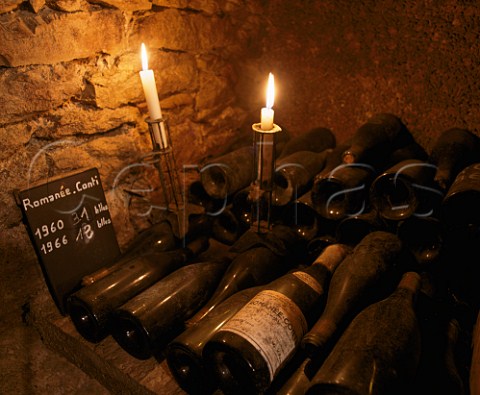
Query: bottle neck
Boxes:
[
  {"xmin": 183, "ymin": 236, "xmax": 209, "ymax": 260},
  {"xmin": 393, "ymin": 271, "xmax": 421, "ymax": 304},
  {"xmin": 311, "ymin": 243, "xmax": 352, "ymax": 273},
  {"xmin": 342, "ymin": 149, "xmax": 357, "ymax": 164}
]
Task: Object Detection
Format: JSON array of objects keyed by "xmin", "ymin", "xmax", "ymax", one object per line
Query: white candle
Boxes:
[
  {"xmin": 260, "ymin": 73, "xmax": 275, "ymax": 131},
  {"xmin": 139, "ymin": 43, "xmax": 167, "ymax": 147}
]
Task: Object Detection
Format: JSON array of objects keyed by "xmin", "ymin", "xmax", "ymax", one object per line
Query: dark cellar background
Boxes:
[{"xmin": 1, "ymin": 0, "xmax": 479, "ymax": 393}]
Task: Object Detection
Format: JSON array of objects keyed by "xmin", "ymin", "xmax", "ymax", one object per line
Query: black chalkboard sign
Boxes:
[{"xmin": 16, "ymin": 168, "xmax": 121, "ymax": 315}]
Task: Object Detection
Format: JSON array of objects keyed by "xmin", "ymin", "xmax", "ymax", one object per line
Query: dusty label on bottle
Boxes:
[
  {"xmin": 292, "ymin": 271, "xmax": 323, "ymax": 294},
  {"xmin": 220, "ymin": 290, "xmax": 308, "ymax": 381}
]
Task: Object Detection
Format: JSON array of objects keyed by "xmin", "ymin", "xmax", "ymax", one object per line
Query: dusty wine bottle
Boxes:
[
  {"xmin": 187, "ymin": 246, "xmax": 286, "ymax": 326},
  {"xmin": 273, "ymin": 149, "xmax": 332, "ymax": 207},
  {"xmin": 342, "ymin": 112, "xmax": 414, "ymax": 169},
  {"xmin": 335, "ymin": 209, "xmax": 386, "ymax": 246},
  {"xmin": 122, "ymin": 220, "xmax": 177, "ymax": 256},
  {"xmin": 229, "ymin": 187, "xmax": 275, "ymax": 233},
  {"xmin": 188, "ymin": 225, "xmax": 302, "ymax": 325},
  {"xmin": 264, "ymin": 348, "xmax": 315, "ymax": 395},
  {"xmin": 187, "ymin": 180, "xmax": 245, "ymax": 245},
  {"xmin": 279, "ymin": 193, "xmax": 323, "ymax": 242},
  {"xmin": 413, "ymin": 289, "xmax": 466, "ymax": 395},
  {"xmin": 110, "ymin": 258, "xmax": 231, "ymax": 360},
  {"xmin": 81, "ymin": 220, "xmax": 177, "ymax": 286},
  {"xmin": 166, "ymin": 286, "xmax": 263, "ymax": 395},
  {"xmin": 396, "ymin": 216, "xmax": 443, "ymax": 267},
  {"xmin": 319, "ymin": 141, "xmax": 351, "ymax": 174},
  {"xmin": 274, "ymin": 357, "xmax": 314, "ymax": 395},
  {"xmin": 277, "ymin": 127, "xmax": 336, "ymax": 159},
  {"xmin": 441, "ymin": 219, "xmax": 480, "ymax": 309},
  {"xmin": 202, "ymin": 243, "xmax": 352, "ymax": 395},
  {"xmin": 441, "ymin": 162, "xmax": 480, "ymax": 233},
  {"xmin": 273, "ymin": 352, "xmax": 330, "ymax": 395},
  {"xmin": 200, "ymin": 126, "xmax": 290, "ymax": 200},
  {"xmin": 302, "ymin": 231, "xmax": 411, "ymax": 357},
  {"xmin": 187, "ymin": 180, "xmax": 229, "ymax": 216},
  {"xmin": 200, "ymin": 145, "xmax": 255, "ymax": 199},
  {"xmin": 306, "ymin": 271, "xmax": 422, "ymax": 395},
  {"xmin": 369, "ymin": 158, "xmax": 444, "ymax": 221},
  {"xmin": 280, "ymin": 190, "xmax": 340, "ymax": 245},
  {"xmin": 66, "ymin": 236, "xmax": 208, "ymax": 343},
  {"xmin": 307, "ymin": 138, "xmax": 370, "ymax": 222},
  {"xmin": 305, "ymin": 235, "xmax": 337, "ymax": 264},
  {"xmin": 429, "ymin": 127, "xmax": 480, "ymax": 191},
  {"xmin": 310, "ymin": 161, "xmax": 375, "ymax": 221},
  {"xmin": 332, "ymin": 140, "xmax": 428, "ymax": 235},
  {"xmin": 210, "ymin": 204, "xmax": 247, "ymax": 245},
  {"xmin": 272, "ymin": 127, "xmax": 337, "ymax": 207},
  {"xmin": 229, "ymin": 187, "xmax": 253, "ymax": 230},
  {"xmin": 385, "ymin": 140, "xmax": 428, "ymax": 168}
]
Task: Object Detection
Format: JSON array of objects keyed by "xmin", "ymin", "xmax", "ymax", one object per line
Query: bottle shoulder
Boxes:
[{"xmin": 335, "ymin": 292, "xmax": 420, "ymax": 351}]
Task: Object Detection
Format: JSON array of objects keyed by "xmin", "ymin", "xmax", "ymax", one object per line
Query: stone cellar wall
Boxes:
[{"xmin": 0, "ymin": 0, "xmax": 266, "ymax": 261}]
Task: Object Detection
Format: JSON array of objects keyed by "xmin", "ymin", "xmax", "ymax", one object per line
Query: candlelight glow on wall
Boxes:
[{"xmin": 261, "ymin": 73, "xmax": 275, "ymax": 131}]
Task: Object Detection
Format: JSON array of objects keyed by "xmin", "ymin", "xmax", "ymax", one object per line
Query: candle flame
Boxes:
[
  {"xmin": 141, "ymin": 43, "xmax": 149, "ymax": 71},
  {"xmin": 266, "ymin": 72, "xmax": 274, "ymax": 109}
]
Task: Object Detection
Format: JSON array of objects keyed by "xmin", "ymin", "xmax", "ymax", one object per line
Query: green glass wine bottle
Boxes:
[
  {"xmin": 187, "ymin": 225, "xmax": 303, "ymax": 325},
  {"xmin": 429, "ymin": 127, "xmax": 480, "ymax": 191},
  {"xmin": 277, "ymin": 127, "xmax": 336, "ymax": 159},
  {"xmin": 110, "ymin": 258, "xmax": 231, "ymax": 360},
  {"xmin": 342, "ymin": 113, "xmax": 414, "ymax": 169},
  {"xmin": 81, "ymin": 220, "xmax": 177, "ymax": 286},
  {"xmin": 302, "ymin": 231, "xmax": 411, "ymax": 357},
  {"xmin": 202, "ymin": 243, "xmax": 352, "ymax": 395},
  {"xmin": 166, "ymin": 286, "xmax": 263, "ymax": 395},
  {"xmin": 273, "ymin": 149, "xmax": 332, "ymax": 207},
  {"xmin": 67, "ymin": 236, "xmax": 208, "ymax": 343},
  {"xmin": 306, "ymin": 271, "xmax": 422, "ymax": 395},
  {"xmin": 369, "ymin": 158, "xmax": 443, "ymax": 221}
]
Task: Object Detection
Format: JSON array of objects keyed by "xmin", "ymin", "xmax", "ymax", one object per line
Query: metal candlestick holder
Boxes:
[
  {"xmin": 143, "ymin": 117, "xmax": 203, "ymax": 239},
  {"xmin": 249, "ymin": 122, "xmax": 282, "ymax": 233}
]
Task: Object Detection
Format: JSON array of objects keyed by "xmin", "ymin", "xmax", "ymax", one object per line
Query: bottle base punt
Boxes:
[
  {"xmin": 200, "ymin": 167, "xmax": 228, "ymax": 199},
  {"xmin": 166, "ymin": 344, "xmax": 214, "ymax": 395},
  {"xmin": 67, "ymin": 297, "xmax": 107, "ymax": 343},
  {"xmin": 110, "ymin": 312, "xmax": 152, "ymax": 360}
]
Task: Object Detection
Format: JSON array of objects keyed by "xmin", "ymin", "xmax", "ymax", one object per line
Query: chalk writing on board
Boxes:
[{"xmin": 16, "ymin": 168, "xmax": 120, "ymax": 315}]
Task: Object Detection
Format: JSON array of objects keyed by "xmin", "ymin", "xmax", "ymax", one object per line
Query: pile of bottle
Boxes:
[{"xmin": 66, "ymin": 113, "xmax": 480, "ymax": 395}]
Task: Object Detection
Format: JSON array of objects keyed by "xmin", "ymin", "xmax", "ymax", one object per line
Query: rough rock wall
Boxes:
[
  {"xmin": 237, "ymin": 0, "xmax": 480, "ymax": 150},
  {"xmin": 0, "ymin": 0, "xmax": 264, "ymax": 259}
]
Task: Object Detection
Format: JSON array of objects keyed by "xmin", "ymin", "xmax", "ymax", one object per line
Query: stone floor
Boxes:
[{"xmin": 0, "ymin": 245, "xmax": 111, "ymax": 395}]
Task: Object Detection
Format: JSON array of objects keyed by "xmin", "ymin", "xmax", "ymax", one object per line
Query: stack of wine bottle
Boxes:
[{"xmin": 66, "ymin": 113, "xmax": 480, "ymax": 395}]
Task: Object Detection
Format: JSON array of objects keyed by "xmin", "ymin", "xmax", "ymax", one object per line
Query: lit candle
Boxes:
[
  {"xmin": 260, "ymin": 73, "xmax": 275, "ymax": 131},
  {"xmin": 139, "ymin": 43, "xmax": 167, "ymax": 147}
]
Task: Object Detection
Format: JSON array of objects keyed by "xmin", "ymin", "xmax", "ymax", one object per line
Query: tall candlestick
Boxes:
[
  {"xmin": 139, "ymin": 43, "xmax": 168, "ymax": 148},
  {"xmin": 260, "ymin": 73, "xmax": 275, "ymax": 131},
  {"xmin": 251, "ymin": 72, "xmax": 281, "ymax": 233}
]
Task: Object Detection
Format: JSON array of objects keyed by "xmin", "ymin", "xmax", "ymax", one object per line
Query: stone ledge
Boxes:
[{"xmin": 29, "ymin": 286, "xmax": 186, "ymax": 395}]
